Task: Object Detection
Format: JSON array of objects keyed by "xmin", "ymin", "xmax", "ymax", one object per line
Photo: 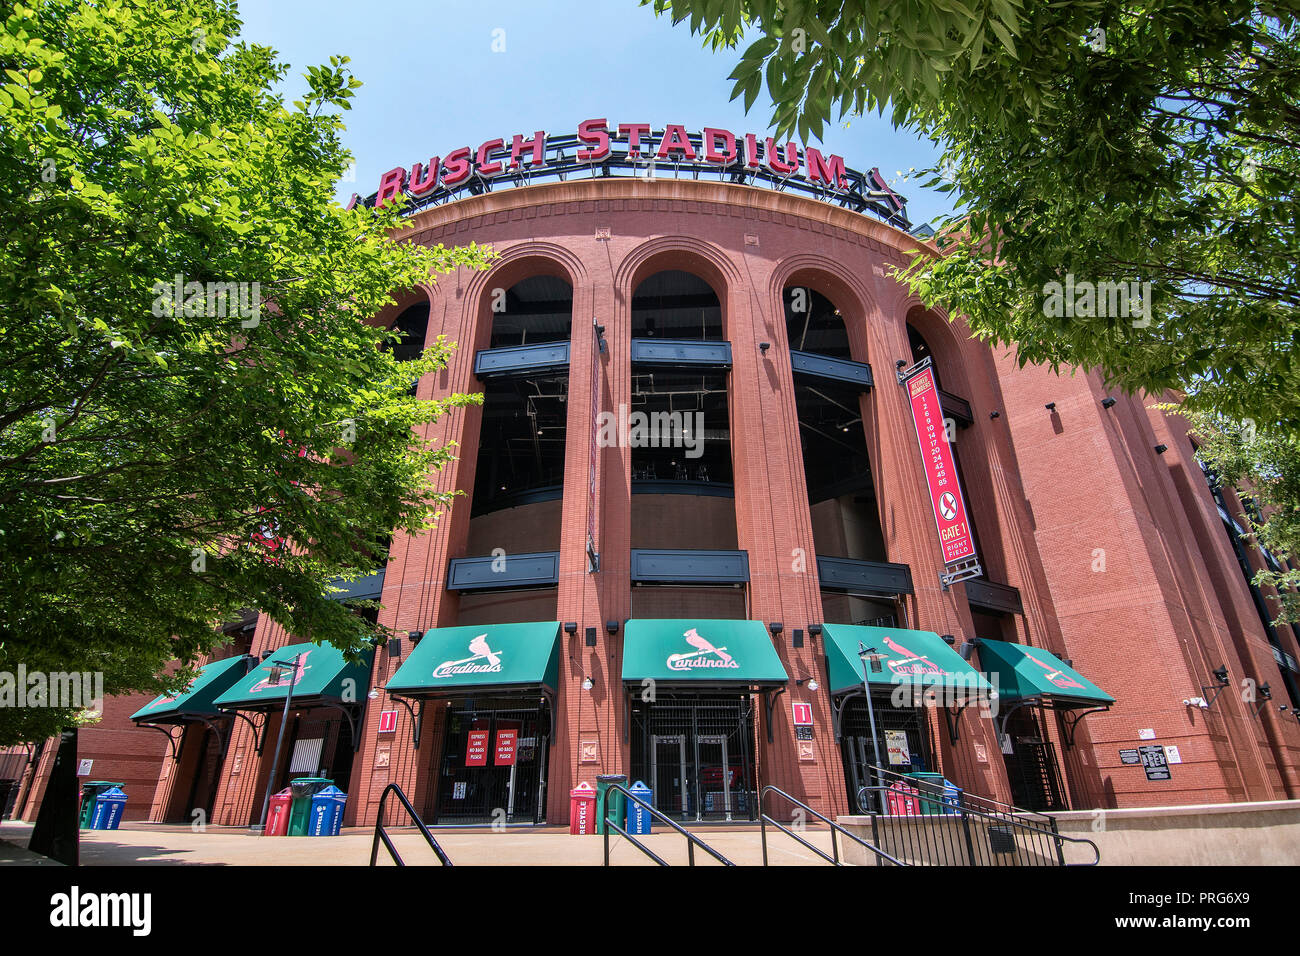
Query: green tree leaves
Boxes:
[
  {"xmin": 649, "ymin": 1, "xmax": 1300, "ymax": 433},
  {"xmin": 0, "ymin": 0, "xmax": 492, "ymax": 738}
]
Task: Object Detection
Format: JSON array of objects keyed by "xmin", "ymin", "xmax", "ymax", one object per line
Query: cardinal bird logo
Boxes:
[
  {"xmin": 881, "ymin": 634, "xmax": 944, "ymax": 676},
  {"xmin": 1024, "ymin": 650, "xmax": 1084, "ymax": 690},
  {"xmin": 433, "ymin": 634, "xmax": 504, "ymax": 678},
  {"xmin": 667, "ymin": 628, "xmax": 739, "ymax": 671}
]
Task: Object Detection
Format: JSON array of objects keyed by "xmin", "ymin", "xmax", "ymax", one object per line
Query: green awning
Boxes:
[
  {"xmin": 131, "ymin": 655, "xmax": 254, "ymax": 724},
  {"xmin": 213, "ymin": 642, "xmax": 373, "ymax": 711},
  {"xmin": 822, "ymin": 624, "xmax": 995, "ymax": 698},
  {"xmin": 975, "ymin": 638, "xmax": 1113, "ymax": 706},
  {"xmin": 385, "ymin": 622, "xmax": 561, "ymax": 696},
  {"xmin": 622, "ymin": 619, "xmax": 788, "ymax": 685}
]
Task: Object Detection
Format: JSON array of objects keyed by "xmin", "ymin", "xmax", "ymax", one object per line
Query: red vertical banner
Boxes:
[
  {"xmin": 465, "ymin": 729, "xmax": 489, "ymax": 767},
  {"xmin": 905, "ymin": 367, "xmax": 977, "ymax": 564}
]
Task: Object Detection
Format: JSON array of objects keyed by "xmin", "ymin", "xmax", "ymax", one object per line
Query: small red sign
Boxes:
[
  {"xmin": 465, "ymin": 729, "xmax": 489, "ymax": 767},
  {"xmin": 905, "ymin": 366, "xmax": 977, "ymax": 564},
  {"xmin": 377, "ymin": 710, "xmax": 398, "ymax": 734},
  {"xmin": 494, "ymin": 729, "xmax": 518, "ymax": 766},
  {"xmin": 791, "ymin": 702, "xmax": 813, "ymax": 726}
]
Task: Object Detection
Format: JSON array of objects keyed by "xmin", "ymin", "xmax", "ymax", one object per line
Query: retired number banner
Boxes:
[{"xmin": 905, "ymin": 367, "xmax": 977, "ymax": 564}]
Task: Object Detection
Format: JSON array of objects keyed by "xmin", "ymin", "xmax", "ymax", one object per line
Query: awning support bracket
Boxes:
[
  {"xmin": 943, "ymin": 702, "xmax": 969, "ymax": 745},
  {"xmin": 136, "ymin": 723, "xmax": 182, "ymax": 762},
  {"xmin": 541, "ymin": 688, "xmax": 556, "ymax": 740},
  {"xmin": 763, "ymin": 685, "xmax": 786, "ymax": 744},
  {"xmin": 232, "ymin": 710, "xmax": 267, "ymax": 755},
  {"xmin": 318, "ymin": 701, "xmax": 364, "ymax": 753},
  {"xmin": 1060, "ymin": 704, "xmax": 1110, "ymax": 749},
  {"xmin": 831, "ymin": 688, "xmax": 863, "ymax": 742},
  {"xmin": 390, "ymin": 696, "xmax": 426, "ymax": 749}
]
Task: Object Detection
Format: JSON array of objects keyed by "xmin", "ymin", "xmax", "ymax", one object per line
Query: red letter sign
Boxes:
[
  {"xmin": 494, "ymin": 729, "xmax": 518, "ymax": 766},
  {"xmin": 466, "ymin": 729, "xmax": 489, "ymax": 767},
  {"xmin": 905, "ymin": 367, "xmax": 977, "ymax": 564}
]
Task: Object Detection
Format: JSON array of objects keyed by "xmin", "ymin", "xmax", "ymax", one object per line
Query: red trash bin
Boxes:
[
  {"xmin": 265, "ymin": 788, "xmax": 292, "ymax": 836},
  {"xmin": 886, "ymin": 781, "xmax": 921, "ymax": 816},
  {"xmin": 569, "ymin": 782, "xmax": 596, "ymax": 835}
]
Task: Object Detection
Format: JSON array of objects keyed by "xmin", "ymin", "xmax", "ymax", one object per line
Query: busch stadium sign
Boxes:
[{"xmin": 350, "ymin": 118, "xmax": 909, "ymax": 227}]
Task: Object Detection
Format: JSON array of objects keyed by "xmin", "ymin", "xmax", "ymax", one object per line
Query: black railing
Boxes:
[
  {"xmin": 369, "ymin": 783, "xmax": 453, "ymax": 867},
  {"xmin": 759, "ymin": 785, "xmax": 904, "ymax": 866},
  {"xmin": 601, "ymin": 782, "xmax": 735, "ymax": 866},
  {"xmin": 852, "ymin": 766, "xmax": 1099, "ymax": 866}
]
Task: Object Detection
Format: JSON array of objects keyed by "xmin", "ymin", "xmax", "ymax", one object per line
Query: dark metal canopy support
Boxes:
[
  {"xmin": 1059, "ymin": 704, "xmax": 1111, "ymax": 749},
  {"xmin": 229, "ymin": 710, "xmax": 267, "ymax": 755},
  {"xmin": 943, "ymin": 702, "xmax": 969, "ymax": 745},
  {"xmin": 831, "ymin": 688, "xmax": 864, "ymax": 742},
  {"xmin": 541, "ymin": 689, "xmax": 556, "ymax": 739},
  {"xmin": 389, "ymin": 695, "xmax": 426, "ymax": 749},
  {"xmin": 135, "ymin": 723, "xmax": 182, "ymax": 762},
  {"xmin": 763, "ymin": 686, "xmax": 786, "ymax": 744},
  {"xmin": 318, "ymin": 701, "xmax": 364, "ymax": 753}
]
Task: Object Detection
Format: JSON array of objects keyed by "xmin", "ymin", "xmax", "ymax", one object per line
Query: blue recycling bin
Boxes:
[
  {"xmin": 627, "ymin": 780, "xmax": 653, "ymax": 835},
  {"xmin": 308, "ymin": 785, "xmax": 347, "ymax": 836},
  {"xmin": 90, "ymin": 787, "xmax": 127, "ymax": 830}
]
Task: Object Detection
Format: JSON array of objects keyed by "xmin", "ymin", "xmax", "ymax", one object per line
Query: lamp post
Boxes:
[
  {"xmin": 858, "ymin": 642, "xmax": 888, "ymax": 813},
  {"xmin": 252, "ymin": 651, "xmax": 303, "ymax": 834}
]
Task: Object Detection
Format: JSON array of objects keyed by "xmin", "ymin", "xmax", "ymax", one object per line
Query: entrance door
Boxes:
[
  {"xmin": 650, "ymin": 734, "xmax": 687, "ymax": 819},
  {"xmin": 436, "ymin": 701, "xmax": 549, "ymax": 825},
  {"xmin": 837, "ymin": 695, "xmax": 933, "ymax": 811},
  {"xmin": 1000, "ymin": 709, "xmax": 1067, "ymax": 811},
  {"xmin": 632, "ymin": 695, "xmax": 757, "ymax": 822}
]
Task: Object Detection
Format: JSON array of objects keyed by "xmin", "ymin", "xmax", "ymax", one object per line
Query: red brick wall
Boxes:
[{"xmin": 178, "ymin": 176, "xmax": 1298, "ymax": 825}]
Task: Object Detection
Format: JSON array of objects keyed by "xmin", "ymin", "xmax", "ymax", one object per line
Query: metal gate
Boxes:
[
  {"xmin": 837, "ymin": 695, "xmax": 933, "ymax": 810},
  {"xmin": 435, "ymin": 699, "xmax": 549, "ymax": 825},
  {"xmin": 1001, "ymin": 709, "xmax": 1067, "ymax": 811},
  {"xmin": 631, "ymin": 694, "xmax": 756, "ymax": 822}
]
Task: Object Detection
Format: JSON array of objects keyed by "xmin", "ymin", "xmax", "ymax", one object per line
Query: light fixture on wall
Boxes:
[
  {"xmin": 1102, "ymin": 397, "xmax": 1117, "ymax": 409},
  {"xmin": 1155, "ymin": 444, "xmax": 1169, "ymax": 455},
  {"xmin": 959, "ymin": 637, "xmax": 980, "ymax": 661},
  {"xmin": 1253, "ymin": 682, "xmax": 1272, "ymax": 716},
  {"xmin": 408, "ymin": 630, "xmax": 423, "ymax": 647},
  {"xmin": 768, "ymin": 622, "xmax": 784, "ymax": 635},
  {"xmin": 605, "ymin": 620, "xmax": 620, "ymax": 636},
  {"xmin": 1044, "ymin": 402, "xmax": 1056, "ymax": 412},
  {"xmin": 989, "ymin": 411, "xmax": 1000, "ymax": 420},
  {"xmin": 759, "ymin": 342, "xmax": 771, "ymax": 354},
  {"xmin": 593, "ymin": 317, "xmax": 607, "ymax": 354},
  {"xmin": 582, "ymin": 677, "xmax": 594, "ymax": 691},
  {"xmin": 807, "ymin": 679, "xmax": 819, "ymax": 691},
  {"xmin": 564, "ymin": 622, "xmax": 578, "ymax": 636}
]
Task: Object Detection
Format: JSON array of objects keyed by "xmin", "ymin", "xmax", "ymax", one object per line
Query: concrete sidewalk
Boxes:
[{"xmin": 0, "ymin": 820, "xmax": 844, "ymax": 866}]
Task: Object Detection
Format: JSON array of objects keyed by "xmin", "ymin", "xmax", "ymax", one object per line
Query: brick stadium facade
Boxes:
[{"xmin": 10, "ymin": 142, "xmax": 1300, "ymax": 831}]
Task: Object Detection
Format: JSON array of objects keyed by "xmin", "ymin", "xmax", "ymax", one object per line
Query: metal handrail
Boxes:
[
  {"xmin": 759, "ymin": 785, "xmax": 905, "ymax": 866},
  {"xmin": 601, "ymin": 783, "xmax": 735, "ymax": 866},
  {"xmin": 369, "ymin": 783, "xmax": 453, "ymax": 867},
  {"xmin": 857, "ymin": 784, "xmax": 1100, "ymax": 865},
  {"xmin": 861, "ymin": 763, "xmax": 1059, "ymax": 827}
]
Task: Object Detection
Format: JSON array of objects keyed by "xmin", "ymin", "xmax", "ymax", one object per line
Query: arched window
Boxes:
[{"xmin": 386, "ymin": 302, "xmax": 429, "ymax": 362}]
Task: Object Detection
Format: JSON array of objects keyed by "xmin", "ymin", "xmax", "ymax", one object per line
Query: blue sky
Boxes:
[{"xmin": 238, "ymin": 0, "xmax": 954, "ymax": 227}]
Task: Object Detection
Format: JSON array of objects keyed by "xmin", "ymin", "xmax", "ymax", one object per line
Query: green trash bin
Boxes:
[
  {"xmin": 905, "ymin": 772, "xmax": 952, "ymax": 815},
  {"xmin": 595, "ymin": 774, "xmax": 627, "ymax": 834},
  {"xmin": 287, "ymin": 777, "xmax": 333, "ymax": 836},
  {"xmin": 79, "ymin": 782, "xmax": 124, "ymax": 829}
]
